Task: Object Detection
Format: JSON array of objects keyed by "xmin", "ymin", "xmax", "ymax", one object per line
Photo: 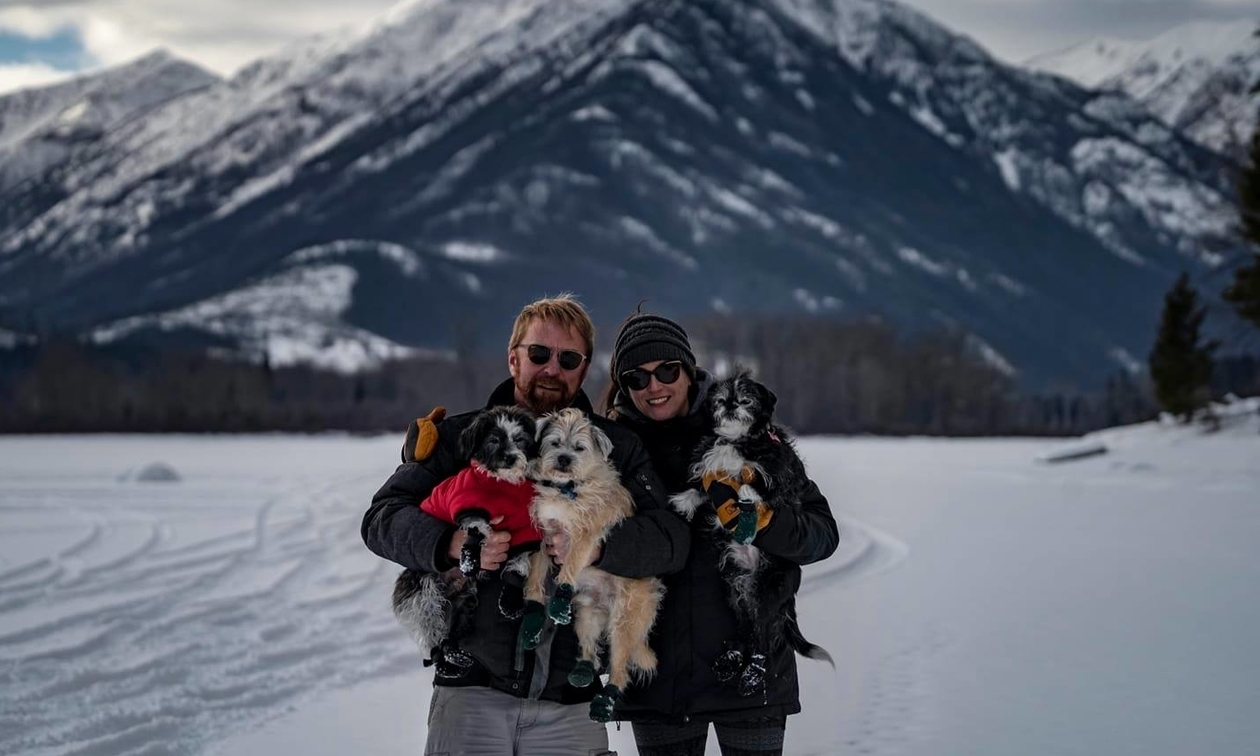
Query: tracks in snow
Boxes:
[{"xmin": 0, "ymin": 468, "xmax": 414, "ymax": 756}]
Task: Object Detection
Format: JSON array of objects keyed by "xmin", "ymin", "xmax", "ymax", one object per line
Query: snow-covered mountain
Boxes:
[
  {"xmin": 0, "ymin": 0, "xmax": 1240, "ymax": 385},
  {"xmin": 1028, "ymin": 20, "xmax": 1260, "ymax": 158},
  {"xmin": 0, "ymin": 51, "xmax": 220, "ymax": 192}
]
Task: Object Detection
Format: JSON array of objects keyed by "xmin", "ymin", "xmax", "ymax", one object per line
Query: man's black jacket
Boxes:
[{"xmin": 362, "ymin": 378, "xmax": 689, "ymax": 703}]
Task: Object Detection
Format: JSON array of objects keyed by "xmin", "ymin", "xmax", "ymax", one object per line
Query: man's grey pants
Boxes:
[{"xmin": 424, "ymin": 686, "xmax": 616, "ymax": 756}]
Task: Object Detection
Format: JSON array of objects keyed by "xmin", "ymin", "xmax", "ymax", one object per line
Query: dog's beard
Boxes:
[
  {"xmin": 474, "ymin": 453, "xmax": 529, "ymax": 484},
  {"xmin": 714, "ymin": 408, "xmax": 755, "ymax": 439},
  {"xmin": 519, "ymin": 375, "xmax": 574, "ymax": 414}
]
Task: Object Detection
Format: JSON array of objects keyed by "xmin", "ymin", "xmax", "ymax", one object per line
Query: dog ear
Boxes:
[
  {"xmin": 756, "ymin": 381, "xmax": 778, "ymax": 418},
  {"xmin": 458, "ymin": 412, "xmax": 492, "ymax": 462},
  {"xmin": 516, "ymin": 414, "xmax": 538, "ymax": 454},
  {"xmin": 589, "ymin": 423, "xmax": 614, "ymax": 460},
  {"xmin": 535, "ymin": 414, "xmax": 554, "ymax": 446}
]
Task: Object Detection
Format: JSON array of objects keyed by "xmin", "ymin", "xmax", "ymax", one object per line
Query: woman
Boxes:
[{"xmin": 603, "ymin": 313, "xmax": 840, "ymax": 756}]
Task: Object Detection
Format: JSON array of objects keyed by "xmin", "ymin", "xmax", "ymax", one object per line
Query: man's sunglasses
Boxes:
[
  {"xmin": 620, "ymin": 361, "xmax": 685, "ymax": 391},
  {"xmin": 519, "ymin": 343, "xmax": 588, "ymax": 371}
]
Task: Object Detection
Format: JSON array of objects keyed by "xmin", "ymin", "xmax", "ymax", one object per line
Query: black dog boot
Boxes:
[
  {"xmin": 438, "ymin": 638, "xmax": 475, "ymax": 670},
  {"xmin": 459, "ymin": 528, "xmax": 485, "ymax": 576},
  {"xmin": 590, "ymin": 683, "xmax": 623, "ymax": 723},
  {"xmin": 737, "ymin": 652, "xmax": 768, "ymax": 698},
  {"xmin": 547, "ymin": 583, "xmax": 576, "ymax": 624},
  {"xmin": 498, "ymin": 576, "xmax": 526, "ymax": 619},
  {"xmin": 567, "ymin": 659, "xmax": 597, "ymax": 688},
  {"xmin": 519, "ymin": 600, "xmax": 546, "ymax": 650},
  {"xmin": 432, "ymin": 640, "xmax": 475, "ymax": 680},
  {"xmin": 712, "ymin": 640, "xmax": 745, "ymax": 684}
]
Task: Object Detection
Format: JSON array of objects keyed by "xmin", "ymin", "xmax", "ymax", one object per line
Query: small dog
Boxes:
[
  {"xmin": 671, "ymin": 372, "xmax": 832, "ymax": 697},
  {"xmin": 392, "ymin": 406, "xmax": 540, "ymax": 678},
  {"xmin": 520, "ymin": 407, "xmax": 664, "ymax": 722}
]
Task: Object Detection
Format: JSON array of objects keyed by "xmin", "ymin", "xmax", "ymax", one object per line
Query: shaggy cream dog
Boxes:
[{"xmin": 519, "ymin": 408, "xmax": 664, "ymax": 722}]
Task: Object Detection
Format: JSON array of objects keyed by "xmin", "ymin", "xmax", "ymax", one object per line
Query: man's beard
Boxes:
[{"xmin": 520, "ymin": 376, "xmax": 575, "ymax": 414}]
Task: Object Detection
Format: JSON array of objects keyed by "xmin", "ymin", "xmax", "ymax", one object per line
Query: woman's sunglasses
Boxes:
[
  {"xmin": 620, "ymin": 361, "xmax": 685, "ymax": 391},
  {"xmin": 519, "ymin": 343, "xmax": 587, "ymax": 371}
]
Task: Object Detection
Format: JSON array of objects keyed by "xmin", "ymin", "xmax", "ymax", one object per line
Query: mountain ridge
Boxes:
[{"xmin": 0, "ymin": 0, "xmax": 1239, "ymax": 387}]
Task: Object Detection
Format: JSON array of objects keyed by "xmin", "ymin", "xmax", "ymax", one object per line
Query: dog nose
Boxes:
[{"xmin": 555, "ymin": 454, "xmax": 573, "ymax": 470}]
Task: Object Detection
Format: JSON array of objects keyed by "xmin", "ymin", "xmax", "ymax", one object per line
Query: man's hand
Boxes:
[
  {"xmin": 448, "ymin": 515, "xmax": 511, "ymax": 570},
  {"xmin": 544, "ymin": 531, "xmax": 600, "ymax": 567}
]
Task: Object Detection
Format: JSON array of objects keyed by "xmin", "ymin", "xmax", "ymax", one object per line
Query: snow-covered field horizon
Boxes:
[{"xmin": 2, "ymin": 401, "xmax": 1258, "ymax": 755}]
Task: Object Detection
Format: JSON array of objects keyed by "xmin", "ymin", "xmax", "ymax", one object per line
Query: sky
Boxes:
[{"xmin": 0, "ymin": 0, "xmax": 1255, "ymax": 95}]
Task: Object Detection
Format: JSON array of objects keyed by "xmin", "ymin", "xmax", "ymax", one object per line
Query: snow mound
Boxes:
[{"xmin": 120, "ymin": 462, "xmax": 182, "ymax": 483}]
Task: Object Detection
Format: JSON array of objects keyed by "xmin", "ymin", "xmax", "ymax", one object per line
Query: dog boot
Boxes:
[
  {"xmin": 589, "ymin": 683, "xmax": 623, "ymax": 723},
  {"xmin": 736, "ymin": 652, "xmax": 768, "ymax": 698},
  {"xmin": 567, "ymin": 659, "xmax": 597, "ymax": 688},
  {"xmin": 459, "ymin": 528, "xmax": 485, "ymax": 576},
  {"xmin": 519, "ymin": 600, "xmax": 546, "ymax": 650},
  {"xmin": 732, "ymin": 501, "xmax": 759, "ymax": 545},
  {"xmin": 712, "ymin": 640, "xmax": 745, "ymax": 684},
  {"xmin": 547, "ymin": 583, "xmax": 576, "ymax": 625},
  {"xmin": 438, "ymin": 639, "xmax": 475, "ymax": 670},
  {"xmin": 432, "ymin": 642, "xmax": 474, "ymax": 680},
  {"xmin": 498, "ymin": 579, "xmax": 526, "ymax": 619}
]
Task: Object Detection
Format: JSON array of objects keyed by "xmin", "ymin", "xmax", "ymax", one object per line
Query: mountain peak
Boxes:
[{"xmin": 1027, "ymin": 18, "xmax": 1259, "ymax": 157}]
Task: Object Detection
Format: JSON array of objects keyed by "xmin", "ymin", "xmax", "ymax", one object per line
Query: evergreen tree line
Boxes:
[
  {"xmin": 1150, "ymin": 53, "xmax": 1260, "ymax": 422},
  {"xmin": 3, "ymin": 320, "xmax": 1254, "ymax": 437}
]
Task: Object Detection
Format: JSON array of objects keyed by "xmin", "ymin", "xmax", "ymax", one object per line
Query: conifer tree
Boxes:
[
  {"xmin": 1150, "ymin": 273, "xmax": 1219, "ymax": 421},
  {"xmin": 1222, "ymin": 32, "xmax": 1260, "ymax": 329},
  {"xmin": 1224, "ymin": 128, "xmax": 1260, "ymax": 328}
]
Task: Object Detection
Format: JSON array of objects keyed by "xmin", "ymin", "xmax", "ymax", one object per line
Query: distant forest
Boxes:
[{"xmin": 2, "ymin": 316, "xmax": 1258, "ymax": 436}]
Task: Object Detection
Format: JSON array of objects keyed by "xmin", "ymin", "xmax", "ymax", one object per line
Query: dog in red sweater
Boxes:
[{"xmin": 392, "ymin": 406, "xmax": 541, "ymax": 678}]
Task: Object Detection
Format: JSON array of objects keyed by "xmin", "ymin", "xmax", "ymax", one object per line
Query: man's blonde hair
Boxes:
[{"xmin": 508, "ymin": 293, "xmax": 596, "ymax": 357}]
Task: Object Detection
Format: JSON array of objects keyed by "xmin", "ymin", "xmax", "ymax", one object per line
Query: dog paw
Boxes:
[
  {"xmin": 432, "ymin": 641, "xmax": 475, "ymax": 680},
  {"xmin": 498, "ymin": 582, "xmax": 526, "ymax": 619},
  {"xmin": 438, "ymin": 639, "xmax": 475, "ymax": 670},
  {"xmin": 519, "ymin": 601, "xmax": 546, "ymax": 650},
  {"xmin": 736, "ymin": 652, "xmax": 768, "ymax": 698},
  {"xmin": 459, "ymin": 529, "xmax": 486, "ymax": 576},
  {"xmin": 732, "ymin": 509, "xmax": 758, "ymax": 545},
  {"xmin": 589, "ymin": 684, "xmax": 623, "ymax": 723},
  {"xmin": 548, "ymin": 583, "xmax": 575, "ymax": 625},
  {"xmin": 567, "ymin": 659, "xmax": 597, "ymax": 688},
  {"xmin": 712, "ymin": 642, "xmax": 745, "ymax": 684}
]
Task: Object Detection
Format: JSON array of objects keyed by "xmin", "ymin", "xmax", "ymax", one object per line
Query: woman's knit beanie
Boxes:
[{"xmin": 612, "ymin": 314, "xmax": 696, "ymax": 381}]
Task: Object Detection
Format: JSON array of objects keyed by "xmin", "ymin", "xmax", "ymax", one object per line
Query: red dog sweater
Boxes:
[{"xmin": 419, "ymin": 463, "xmax": 541, "ymax": 548}]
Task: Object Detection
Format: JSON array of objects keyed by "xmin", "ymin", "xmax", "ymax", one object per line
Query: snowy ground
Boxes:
[{"xmin": 1, "ymin": 401, "xmax": 1258, "ymax": 756}]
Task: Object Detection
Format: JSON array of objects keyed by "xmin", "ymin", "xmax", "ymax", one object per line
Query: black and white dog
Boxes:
[
  {"xmin": 392, "ymin": 406, "xmax": 539, "ymax": 678},
  {"xmin": 671, "ymin": 372, "xmax": 832, "ymax": 697}
]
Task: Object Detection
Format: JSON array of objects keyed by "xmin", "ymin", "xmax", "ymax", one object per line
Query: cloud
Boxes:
[
  {"xmin": 0, "ymin": 0, "xmax": 401, "ymax": 75},
  {"xmin": 0, "ymin": 0, "xmax": 1255, "ymax": 79},
  {"xmin": 897, "ymin": 0, "xmax": 1259, "ymax": 61},
  {"xmin": 0, "ymin": 60, "xmax": 73, "ymax": 94}
]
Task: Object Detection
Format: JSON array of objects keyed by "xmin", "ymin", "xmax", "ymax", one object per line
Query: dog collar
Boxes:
[{"xmin": 537, "ymin": 479, "xmax": 578, "ymax": 500}]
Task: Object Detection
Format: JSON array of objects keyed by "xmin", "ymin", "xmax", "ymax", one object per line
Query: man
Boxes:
[{"xmin": 363, "ymin": 294, "xmax": 689, "ymax": 755}]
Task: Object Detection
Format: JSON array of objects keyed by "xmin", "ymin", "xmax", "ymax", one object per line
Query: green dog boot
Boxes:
[
  {"xmin": 519, "ymin": 601, "xmax": 546, "ymax": 650},
  {"xmin": 733, "ymin": 509, "xmax": 758, "ymax": 545},
  {"xmin": 567, "ymin": 659, "xmax": 597, "ymax": 688},
  {"xmin": 589, "ymin": 683, "xmax": 623, "ymax": 723},
  {"xmin": 548, "ymin": 583, "xmax": 576, "ymax": 624}
]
